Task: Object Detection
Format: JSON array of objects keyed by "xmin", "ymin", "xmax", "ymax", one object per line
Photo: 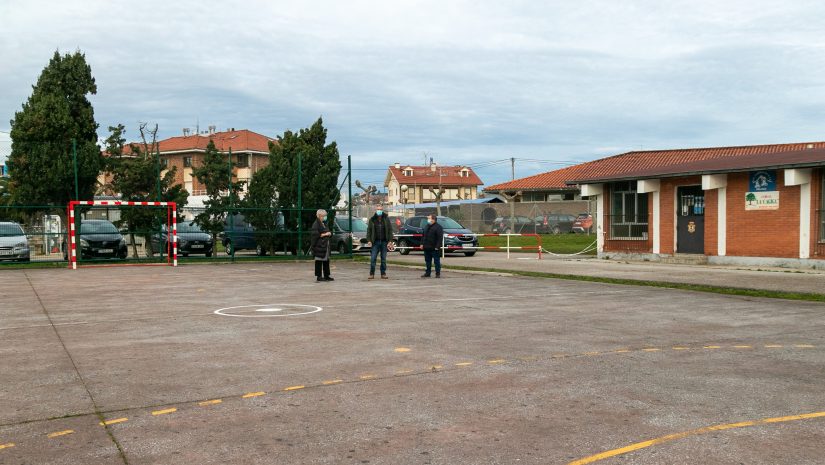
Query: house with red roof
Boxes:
[
  {"xmin": 101, "ymin": 128, "xmax": 274, "ymax": 199},
  {"xmin": 384, "ymin": 163, "xmax": 483, "ymax": 206},
  {"xmin": 490, "ymin": 141, "xmax": 825, "ymax": 267}
]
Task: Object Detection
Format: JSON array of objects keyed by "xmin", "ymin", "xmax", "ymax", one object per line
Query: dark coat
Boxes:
[
  {"xmin": 310, "ymin": 218, "xmax": 330, "ymax": 259},
  {"xmin": 366, "ymin": 214, "xmax": 394, "ymax": 243},
  {"xmin": 422, "ymin": 221, "xmax": 444, "ymax": 250}
]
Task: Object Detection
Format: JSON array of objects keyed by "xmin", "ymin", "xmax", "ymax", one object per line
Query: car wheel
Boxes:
[
  {"xmin": 182, "ymin": 252, "xmax": 189, "ymax": 257},
  {"xmin": 205, "ymin": 251, "xmax": 213, "ymax": 257},
  {"xmin": 503, "ymin": 228, "xmax": 511, "ymax": 234},
  {"xmin": 464, "ymin": 251, "xmax": 476, "ymax": 257},
  {"xmin": 338, "ymin": 242, "xmax": 347, "ymax": 254},
  {"xmin": 255, "ymin": 244, "xmax": 267, "ymax": 256},
  {"xmin": 398, "ymin": 239, "xmax": 410, "ymax": 255},
  {"xmin": 552, "ymin": 225, "xmax": 561, "ymax": 235},
  {"xmin": 225, "ymin": 241, "xmax": 234, "ymax": 255}
]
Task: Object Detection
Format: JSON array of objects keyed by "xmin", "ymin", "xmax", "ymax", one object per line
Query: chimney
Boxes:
[
  {"xmin": 183, "ymin": 128, "xmax": 190, "ymax": 137},
  {"xmin": 208, "ymin": 125, "xmax": 216, "ymax": 135},
  {"xmin": 430, "ymin": 162, "xmax": 437, "ymax": 172},
  {"xmin": 231, "ymin": 127, "xmax": 235, "ymax": 132},
  {"xmin": 394, "ymin": 162, "xmax": 401, "ymax": 169}
]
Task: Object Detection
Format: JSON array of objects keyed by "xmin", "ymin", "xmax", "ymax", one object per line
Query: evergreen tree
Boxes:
[
  {"xmin": 192, "ymin": 139, "xmax": 244, "ymax": 250},
  {"xmin": 255, "ymin": 117, "xmax": 341, "ymax": 254},
  {"xmin": 7, "ymin": 51, "xmax": 101, "ymax": 206}
]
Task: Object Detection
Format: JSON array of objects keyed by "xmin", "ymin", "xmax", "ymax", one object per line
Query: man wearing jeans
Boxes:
[
  {"xmin": 421, "ymin": 214, "xmax": 444, "ymax": 278},
  {"xmin": 366, "ymin": 204, "xmax": 394, "ymax": 279}
]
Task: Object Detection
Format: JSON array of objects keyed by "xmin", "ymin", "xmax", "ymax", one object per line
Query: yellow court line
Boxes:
[
  {"xmin": 242, "ymin": 392, "xmax": 265, "ymax": 398},
  {"xmin": 283, "ymin": 385, "xmax": 305, "ymax": 391},
  {"xmin": 487, "ymin": 359, "xmax": 506, "ymax": 364},
  {"xmin": 48, "ymin": 430, "xmax": 75, "ymax": 438},
  {"xmin": 152, "ymin": 408, "xmax": 177, "ymax": 416},
  {"xmin": 614, "ymin": 349, "xmax": 631, "ymax": 353},
  {"xmin": 99, "ymin": 418, "xmax": 128, "ymax": 426},
  {"xmin": 733, "ymin": 345, "xmax": 753, "ymax": 349},
  {"xmin": 671, "ymin": 347, "xmax": 689, "ymax": 350},
  {"xmin": 641, "ymin": 348, "xmax": 660, "ymax": 352},
  {"xmin": 322, "ymin": 379, "xmax": 343, "ymax": 385},
  {"xmin": 395, "ymin": 369, "xmax": 413, "ymax": 375},
  {"xmin": 455, "ymin": 362, "xmax": 474, "ymax": 366},
  {"xmin": 583, "ymin": 352, "xmax": 600, "ymax": 356},
  {"xmin": 394, "ymin": 347, "xmax": 411, "ymax": 353},
  {"xmin": 795, "ymin": 344, "xmax": 815, "ymax": 348},
  {"xmin": 359, "ymin": 375, "xmax": 377, "ymax": 380},
  {"xmin": 765, "ymin": 344, "xmax": 783, "ymax": 348},
  {"xmin": 0, "ymin": 443, "xmax": 15, "ymax": 450},
  {"xmin": 431, "ymin": 365, "xmax": 443, "ymax": 370},
  {"xmin": 199, "ymin": 399, "xmax": 222, "ymax": 406},
  {"xmin": 703, "ymin": 346, "xmax": 721, "ymax": 349},
  {"xmin": 566, "ymin": 410, "xmax": 825, "ymax": 465},
  {"xmin": 551, "ymin": 353, "xmax": 570, "ymax": 358}
]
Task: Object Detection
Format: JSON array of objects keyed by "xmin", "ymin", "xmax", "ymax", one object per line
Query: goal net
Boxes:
[{"xmin": 67, "ymin": 200, "xmax": 178, "ymax": 269}]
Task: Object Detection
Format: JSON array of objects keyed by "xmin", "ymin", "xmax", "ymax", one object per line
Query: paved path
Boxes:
[{"xmin": 387, "ymin": 251, "xmax": 825, "ymax": 295}]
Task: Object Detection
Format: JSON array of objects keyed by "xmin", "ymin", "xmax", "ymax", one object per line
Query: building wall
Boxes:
[
  {"xmin": 725, "ymin": 172, "xmax": 800, "ymax": 258},
  {"xmin": 812, "ymin": 169, "xmax": 824, "ymax": 258}
]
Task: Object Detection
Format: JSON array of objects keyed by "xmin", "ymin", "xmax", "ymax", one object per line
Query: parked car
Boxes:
[
  {"xmin": 222, "ymin": 212, "xmax": 296, "ymax": 256},
  {"xmin": 0, "ymin": 221, "xmax": 30, "ymax": 262},
  {"xmin": 534, "ymin": 214, "xmax": 576, "ymax": 234},
  {"xmin": 492, "ymin": 216, "xmax": 536, "ymax": 234},
  {"xmin": 151, "ymin": 221, "xmax": 213, "ymax": 257},
  {"xmin": 572, "ymin": 213, "xmax": 594, "ymax": 233},
  {"xmin": 396, "ymin": 215, "xmax": 478, "ymax": 256},
  {"xmin": 63, "ymin": 219, "xmax": 128, "ymax": 260},
  {"xmin": 333, "ymin": 217, "xmax": 369, "ymax": 254}
]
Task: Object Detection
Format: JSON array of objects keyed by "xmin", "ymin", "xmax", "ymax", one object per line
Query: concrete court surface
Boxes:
[{"xmin": 0, "ymin": 260, "xmax": 823, "ymax": 465}]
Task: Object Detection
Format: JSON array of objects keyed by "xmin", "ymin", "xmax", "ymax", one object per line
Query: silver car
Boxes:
[
  {"xmin": 333, "ymin": 217, "xmax": 369, "ymax": 254},
  {"xmin": 0, "ymin": 222, "xmax": 30, "ymax": 262}
]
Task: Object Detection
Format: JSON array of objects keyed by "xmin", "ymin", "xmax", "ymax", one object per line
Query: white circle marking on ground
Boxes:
[{"xmin": 214, "ymin": 304, "xmax": 323, "ymax": 318}]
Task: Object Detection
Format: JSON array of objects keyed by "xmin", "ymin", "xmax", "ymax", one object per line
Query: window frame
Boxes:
[{"xmin": 608, "ymin": 182, "xmax": 649, "ymax": 240}]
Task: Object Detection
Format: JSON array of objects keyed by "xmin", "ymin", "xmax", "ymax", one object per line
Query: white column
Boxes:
[
  {"xmin": 702, "ymin": 174, "xmax": 728, "ymax": 257},
  {"xmin": 581, "ymin": 184, "xmax": 605, "ymax": 254},
  {"xmin": 637, "ymin": 180, "xmax": 661, "ymax": 254},
  {"xmin": 785, "ymin": 169, "xmax": 812, "ymax": 259}
]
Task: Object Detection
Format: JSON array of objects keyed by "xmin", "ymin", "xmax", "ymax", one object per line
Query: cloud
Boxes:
[{"xmin": 3, "ymin": 0, "xmax": 825, "ymax": 186}]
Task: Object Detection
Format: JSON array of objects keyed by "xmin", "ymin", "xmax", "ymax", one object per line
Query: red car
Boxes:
[{"xmin": 572, "ymin": 213, "xmax": 593, "ymax": 233}]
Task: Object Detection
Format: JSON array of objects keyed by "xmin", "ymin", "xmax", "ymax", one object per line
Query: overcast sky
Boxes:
[{"xmin": 3, "ymin": 0, "xmax": 825, "ymax": 187}]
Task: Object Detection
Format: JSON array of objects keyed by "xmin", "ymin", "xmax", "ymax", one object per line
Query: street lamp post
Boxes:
[{"xmin": 400, "ymin": 184, "xmax": 408, "ymax": 218}]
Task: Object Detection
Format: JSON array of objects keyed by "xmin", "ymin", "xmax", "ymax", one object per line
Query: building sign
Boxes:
[
  {"xmin": 745, "ymin": 191, "xmax": 779, "ymax": 210},
  {"xmin": 746, "ymin": 170, "xmax": 779, "ymax": 210},
  {"xmin": 749, "ymin": 170, "xmax": 776, "ymax": 191}
]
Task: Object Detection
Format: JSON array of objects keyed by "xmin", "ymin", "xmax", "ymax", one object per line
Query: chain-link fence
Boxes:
[{"xmin": 0, "ymin": 204, "xmax": 361, "ymax": 265}]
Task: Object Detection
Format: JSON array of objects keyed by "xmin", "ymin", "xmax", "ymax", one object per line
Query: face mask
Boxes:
[
  {"xmin": 376, "ymin": 210, "xmax": 383, "ymax": 216},
  {"xmin": 428, "ymin": 219, "xmax": 435, "ymax": 225},
  {"xmin": 321, "ymin": 216, "xmax": 327, "ymax": 222}
]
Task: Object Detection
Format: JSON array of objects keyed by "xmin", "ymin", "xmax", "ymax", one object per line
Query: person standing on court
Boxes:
[
  {"xmin": 366, "ymin": 203, "xmax": 394, "ymax": 280},
  {"xmin": 310, "ymin": 209, "xmax": 334, "ymax": 282},
  {"xmin": 421, "ymin": 214, "xmax": 444, "ymax": 278}
]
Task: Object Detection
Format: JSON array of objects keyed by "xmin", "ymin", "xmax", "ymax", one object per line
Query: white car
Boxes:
[{"xmin": 0, "ymin": 222, "xmax": 30, "ymax": 262}]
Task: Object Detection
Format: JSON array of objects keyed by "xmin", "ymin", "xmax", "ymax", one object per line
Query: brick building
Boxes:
[
  {"xmin": 565, "ymin": 141, "xmax": 825, "ymax": 268},
  {"xmin": 384, "ymin": 163, "xmax": 483, "ymax": 206},
  {"xmin": 101, "ymin": 129, "xmax": 274, "ymax": 199}
]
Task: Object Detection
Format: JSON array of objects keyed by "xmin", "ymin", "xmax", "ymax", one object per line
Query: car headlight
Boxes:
[
  {"xmin": 80, "ymin": 239, "xmax": 89, "ymax": 247},
  {"xmin": 179, "ymin": 239, "xmax": 188, "ymax": 247},
  {"xmin": 14, "ymin": 241, "xmax": 27, "ymax": 248}
]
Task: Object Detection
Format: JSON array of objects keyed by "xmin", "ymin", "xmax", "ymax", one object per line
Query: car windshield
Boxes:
[
  {"xmin": 0, "ymin": 223, "xmax": 25, "ymax": 236},
  {"xmin": 178, "ymin": 222, "xmax": 204, "ymax": 233},
  {"xmin": 80, "ymin": 222, "xmax": 119, "ymax": 234},
  {"xmin": 337, "ymin": 218, "xmax": 368, "ymax": 232},
  {"xmin": 437, "ymin": 217, "xmax": 465, "ymax": 229}
]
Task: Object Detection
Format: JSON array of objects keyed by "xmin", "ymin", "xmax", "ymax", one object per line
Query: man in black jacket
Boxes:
[
  {"xmin": 421, "ymin": 214, "xmax": 444, "ymax": 278},
  {"xmin": 366, "ymin": 204, "xmax": 394, "ymax": 279}
]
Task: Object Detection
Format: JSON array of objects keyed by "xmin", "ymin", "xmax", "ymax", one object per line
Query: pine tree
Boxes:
[
  {"xmin": 7, "ymin": 51, "xmax": 101, "ymax": 206},
  {"xmin": 192, "ymin": 139, "xmax": 244, "ymax": 249},
  {"xmin": 254, "ymin": 117, "xmax": 342, "ymax": 254}
]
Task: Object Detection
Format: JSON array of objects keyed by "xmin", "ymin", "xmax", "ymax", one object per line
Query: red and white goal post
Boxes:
[
  {"xmin": 390, "ymin": 233, "xmax": 542, "ymax": 259},
  {"xmin": 67, "ymin": 200, "xmax": 178, "ymax": 269}
]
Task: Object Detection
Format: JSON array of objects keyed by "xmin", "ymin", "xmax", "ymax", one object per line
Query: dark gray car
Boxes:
[{"xmin": 0, "ymin": 222, "xmax": 30, "ymax": 262}]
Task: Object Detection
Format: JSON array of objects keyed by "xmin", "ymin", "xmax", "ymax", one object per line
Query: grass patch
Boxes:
[
  {"xmin": 352, "ymin": 256, "xmax": 825, "ymax": 303},
  {"xmin": 479, "ymin": 233, "xmax": 596, "ymax": 255}
]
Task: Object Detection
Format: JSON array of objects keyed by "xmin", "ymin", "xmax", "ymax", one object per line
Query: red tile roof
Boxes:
[
  {"xmin": 386, "ymin": 165, "xmax": 483, "ymax": 187},
  {"xmin": 123, "ymin": 129, "xmax": 275, "ymax": 155},
  {"xmin": 485, "ymin": 141, "xmax": 825, "ymax": 191}
]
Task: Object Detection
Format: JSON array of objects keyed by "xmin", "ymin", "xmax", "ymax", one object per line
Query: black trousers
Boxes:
[{"xmin": 314, "ymin": 260, "xmax": 331, "ymax": 278}]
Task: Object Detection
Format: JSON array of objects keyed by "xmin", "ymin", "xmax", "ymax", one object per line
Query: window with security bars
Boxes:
[{"xmin": 608, "ymin": 181, "xmax": 649, "ymax": 240}]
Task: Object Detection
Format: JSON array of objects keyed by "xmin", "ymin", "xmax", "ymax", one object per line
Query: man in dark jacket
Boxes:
[
  {"xmin": 310, "ymin": 209, "xmax": 333, "ymax": 282},
  {"xmin": 366, "ymin": 204, "xmax": 394, "ymax": 279},
  {"xmin": 421, "ymin": 214, "xmax": 444, "ymax": 278}
]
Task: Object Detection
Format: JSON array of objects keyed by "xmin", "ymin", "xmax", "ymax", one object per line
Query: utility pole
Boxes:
[
  {"xmin": 72, "ymin": 138, "xmax": 79, "ymax": 200},
  {"xmin": 511, "ymin": 157, "xmax": 515, "ymax": 180}
]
